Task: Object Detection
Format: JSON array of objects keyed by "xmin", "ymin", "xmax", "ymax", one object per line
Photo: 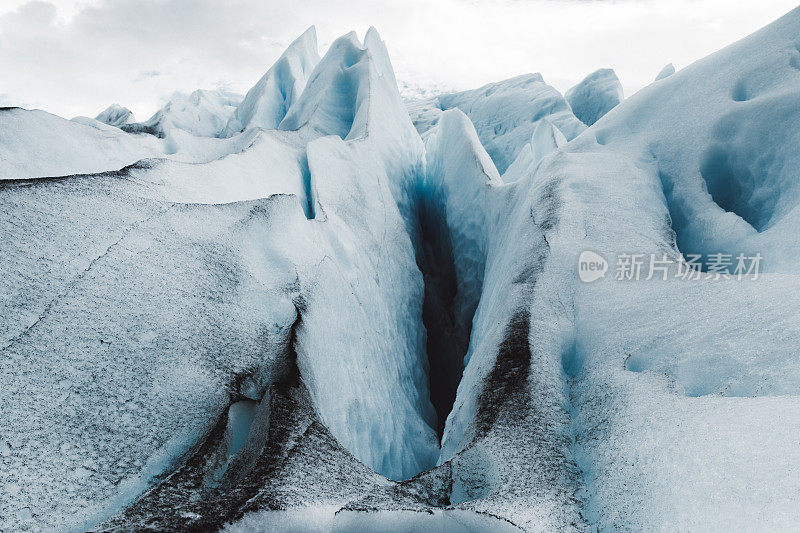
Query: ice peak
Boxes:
[
  {"xmin": 530, "ymin": 117, "xmax": 566, "ymax": 161},
  {"xmin": 565, "ymin": 67, "xmax": 624, "ymax": 126},
  {"xmin": 655, "ymin": 62, "xmax": 676, "ymax": 81},
  {"xmin": 502, "ymin": 117, "xmax": 568, "ymax": 182},
  {"xmin": 95, "ymin": 104, "xmax": 135, "ymax": 127},
  {"xmin": 122, "ymin": 89, "xmax": 241, "ymax": 138},
  {"xmin": 364, "ymin": 26, "xmax": 382, "ymax": 48},
  {"xmin": 224, "ymin": 26, "xmax": 320, "ymax": 135},
  {"xmin": 298, "ymin": 24, "xmax": 317, "ymax": 44},
  {"xmin": 277, "ymin": 30, "xmax": 373, "ymax": 139}
]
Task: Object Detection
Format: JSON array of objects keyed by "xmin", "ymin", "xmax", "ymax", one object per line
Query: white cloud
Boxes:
[{"xmin": 0, "ymin": 0, "xmax": 796, "ymax": 119}]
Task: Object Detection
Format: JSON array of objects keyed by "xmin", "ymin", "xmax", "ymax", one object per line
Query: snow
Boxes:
[
  {"xmin": 572, "ymin": 275, "xmax": 800, "ymax": 530},
  {"xmin": 126, "ymin": 129, "xmax": 311, "ymax": 213},
  {"xmin": 95, "ymin": 104, "xmax": 136, "ymax": 126},
  {"xmin": 565, "ymin": 68, "xmax": 624, "ymax": 126},
  {"xmin": 584, "ymin": 7, "xmax": 800, "ymax": 272},
  {"xmin": 0, "ymin": 105, "xmax": 287, "ymax": 183},
  {"xmin": 0, "ymin": 108, "xmax": 155, "ymax": 179},
  {"xmin": 224, "ymin": 26, "xmax": 319, "ymax": 136}
]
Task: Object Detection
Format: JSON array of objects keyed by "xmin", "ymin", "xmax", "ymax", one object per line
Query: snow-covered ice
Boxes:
[
  {"xmin": 407, "ymin": 73, "xmax": 585, "ymax": 174},
  {"xmin": 122, "ymin": 89, "xmax": 242, "ymax": 138},
  {"xmin": 4, "ymin": 6, "xmax": 800, "ymax": 532},
  {"xmin": 95, "ymin": 104, "xmax": 136, "ymax": 127},
  {"xmin": 0, "ymin": 107, "xmax": 156, "ymax": 179}
]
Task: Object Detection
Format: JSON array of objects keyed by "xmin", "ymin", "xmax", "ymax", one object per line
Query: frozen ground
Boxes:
[{"xmin": 3, "ymin": 6, "xmax": 800, "ymax": 533}]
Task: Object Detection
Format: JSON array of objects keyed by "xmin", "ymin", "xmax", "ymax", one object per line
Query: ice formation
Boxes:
[
  {"xmin": 407, "ymin": 73, "xmax": 585, "ymax": 173},
  {"xmin": 95, "ymin": 104, "xmax": 136, "ymax": 127},
  {"xmin": 655, "ymin": 62, "xmax": 676, "ymax": 81},
  {"xmin": 224, "ymin": 27, "xmax": 319, "ymax": 135},
  {"xmin": 4, "ymin": 6, "xmax": 800, "ymax": 532},
  {"xmin": 122, "ymin": 89, "xmax": 242, "ymax": 138},
  {"xmin": 565, "ymin": 68, "xmax": 624, "ymax": 126}
]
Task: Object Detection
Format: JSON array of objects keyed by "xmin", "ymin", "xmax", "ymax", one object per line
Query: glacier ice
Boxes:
[
  {"xmin": 5, "ymin": 6, "xmax": 800, "ymax": 533},
  {"xmin": 565, "ymin": 68, "xmax": 624, "ymax": 126},
  {"xmin": 655, "ymin": 62, "xmax": 676, "ymax": 81},
  {"xmin": 502, "ymin": 117, "xmax": 567, "ymax": 183},
  {"xmin": 423, "ymin": 109, "xmax": 502, "ymax": 372},
  {"xmin": 0, "ymin": 107, "xmax": 157, "ymax": 179},
  {"xmin": 122, "ymin": 89, "xmax": 242, "ymax": 138},
  {"xmin": 1, "ymin": 26, "xmax": 440, "ymax": 532},
  {"xmin": 408, "ymin": 73, "xmax": 586, "ymax": 174},
  {"xmin": 224, "ymin": 27, "xmax": 319, "ymax": 136},
  {"xmin": 95, "ymin": 104, "xmax": 136, "ymax": 127}
]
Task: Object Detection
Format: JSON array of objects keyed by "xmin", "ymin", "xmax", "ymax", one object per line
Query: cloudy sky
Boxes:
[{"xmin": 1, "ymin": 0, "xmax": 796, "ymax": 120}]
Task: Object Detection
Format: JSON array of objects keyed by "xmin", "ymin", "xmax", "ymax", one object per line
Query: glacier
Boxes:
[{"xmin": 4, "ymin": 6, "xmax": 800, "ymax": 532}]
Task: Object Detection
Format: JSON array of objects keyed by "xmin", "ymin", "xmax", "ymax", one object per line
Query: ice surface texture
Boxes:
[{"xmin": 5, "ymin": 6, "xmax": 800, "ymax": 532}]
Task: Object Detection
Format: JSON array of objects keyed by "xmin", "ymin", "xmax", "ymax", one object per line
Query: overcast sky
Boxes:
[{"xmin": 1, "ymin": 0, "xmax": 797, "ymax": 120}]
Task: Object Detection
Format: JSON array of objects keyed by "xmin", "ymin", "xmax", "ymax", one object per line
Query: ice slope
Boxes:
[
  {"xmin": 427, "ymin": 6, "xmax": 800, "ymax": 530},
  {"xmin": 585, "ymin": 8, "xmax": 800, "ymax": 272},
  {"xmin": 424, "ymin": 109, "xmax": 502, "ymax": 363},
  {"xmin": 556, "ymin": 7, "xmax": 800, "ymax": 528},
  {"xmin": 95, "ymin": 104, "xmax": 136, "ymax": 126},
  {"xmin": 123, "ymin": 89, "xmax": 242, "ymax": 138},
  {"xmin": 110, "ymin": 130, "xmax": 310, "ymax": 211},
  {"xmin": 564, "ymin": 68, "xmax": 624, "ymax": 126},
  {"xmin": 274, "ymin": 27, "xmax": 437, "ymax": 479},
  {"xmin": 0, "ymin": 106, "xmax": 272, "ymax": 181},
  {"xmin": 407, "ymin": 74, "xmax": 586, "ymax": 174},
  {"xmin": 574, "ymin": 276, "xmax": 800, "ymax": 530},
  {"xmin": 224, "ymin": 26, "xmax": 319, "ymax": 135},
  {"xmin": 0, "ymin": 108, "xmax": 156, "ymax": 179},
  {"xmin": 0, "ymin": 185, "xmax": 302, "ymax": 532},
  {"xmin": 1, "ymin": 26, "xmax": 440, "ymax": 533}
]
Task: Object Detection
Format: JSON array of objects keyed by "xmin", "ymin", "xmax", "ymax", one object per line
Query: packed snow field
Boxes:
[{"xmin": 3, "ymin": 7, "xmax": 800, "ymax": 532}]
